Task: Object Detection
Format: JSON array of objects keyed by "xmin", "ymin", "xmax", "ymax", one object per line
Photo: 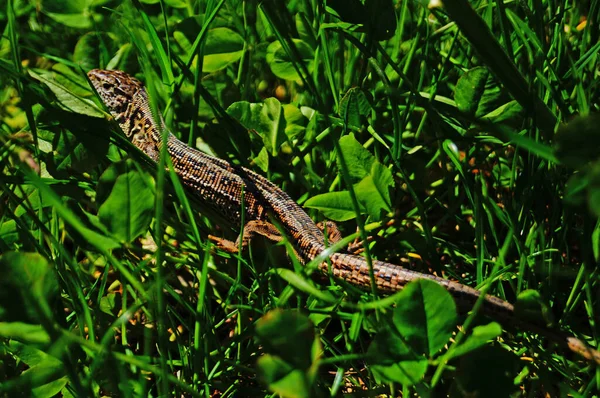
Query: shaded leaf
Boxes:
[
  {"xmin": 8, "ymin": 341, "xmax": 67, "ymax": 398},
  {"xmin": 455, "ymin": 67, "xmax": 489, "ymax": 116},
  {"xmin": 367, "ymin": 280, "xmax": 458, "ymax": 385},
  {"xmin": 482, "ymin": 100, "xmax": 524, "ymax": 125},
  {"xmin": 370, "ymin": 357, "xmax": 428, "ymax": 386},
  {"xmin": 42, "ymin": 0, "xmax": 92, "ymax": 29},
  {"xmin": 0, "ymin": 252, "xmax": 58, "ymax": 323},
  {"xmin": 203, "ymin": 27, "xmax": 245, "ymax": 72},
  {"xmin": 255, "ymin": 309, "xmax": 319, "ymax": 370},
  {"xmin": 554, "ymin": 114, "xmax": 600, "ymax": 168},
  {"xmin": 51, "ymin": 127, "xmax": 107, "ymax": 173},
  {"xmin": 257, "ymin": 355, "xmax": 310, "ymax": 398},
  {"xmin": 29, "ymin": 69, "xmax": 103, "ymax": 117},
  {"xmin": 456, "ymin": 345, "xmax": 520, "ymax": 397},
  {"xmin": 266, "ymin": 39, "xmax": 314, "ymax": 81},
  {"xmin": 391, "ymin": 279, "xmax": 458, "ymax": 356},
  {"xmin": 73, "ymin": 32, "xmax": 116, "ymax": 71},
  {"xmin": 338, "ymin": 87, "xmax": 372, "ymax": 127},
  {"xmin": 367, "ymin": 321, "xmax": 428, "ymax": 386},
  {"xmin": 25, "ymin": 174, "xmax": 121, "ymax": 252},
  {"xmin": 514, "ymin": 289, "xmax": 553, "ymax": 326},
  {"xmin": 97, "ymin": 161, "xmax": 155, "ymax": 243}
]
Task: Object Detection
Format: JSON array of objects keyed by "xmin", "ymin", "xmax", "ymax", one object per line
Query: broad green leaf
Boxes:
[
  {"xmin": 45, "ymin": 63, "xmax": 96, "ymax": 97},
  {"xmin": 41, "ymin": 0, "xmax": 92, "ymax": 14},
  {"xmin": 367, "ymin": 280, "xmax": 458, "ymax": 385},
  {"xmin": 73, "ymin": 32, "xmax": 116, "ymax": 70},
  {"xmin": 50, "ymin": 127, "xmax": 108, "ymax": 173},
  {"xmin": 593, "ymin": 225, "xmax": 600, "ymax": 262},
  {"xmin": 0, "ymin": 219, "xmax": 19, "ymax": 247},
  {"xmin": 8, "ymin": 341, "xmax": 68, "ymax": 398},
  {"xmin": 447, "ymin": 322, "xmax": 502, "ymax": 359},
  {"xmin": 255, "ymin": 309, "xmax": 320, "ymax": 370},
  {"xmin": 0, "ymin": 323, "xmax": 51, "ymax": 345},
  {"xmin": 392, "ymin": 279, "xmax": 458, "ymax": 356},
  {"xmin": 482, "ymin": 100, "xmax": 524, "ymax": 125},
  {"xmin": 455, "ymin": 67, "xmax": 489, "ymax": 116},
  {"xmin": 311, "ymin": 136, "xmax": 394, "ymax": 221},
  {"xmin": 259, "ymin": 98, "xmax": 287, "ymax": 155},
  {"xmin": 282, "ymin": 104, "xmax": 307, "ymax": 138},
  {"xmin": 492, "ymin": 160, "xmax": 512, "ymax": 188},
  {"xmin": 295, "ymin": 13, "xmax": 317, "ymax": 48},
  {"xmin": 355, "ymin": 162, "xmax": 394, "ymax": 220},
  {"xmin": 514, "ymin": 289, "xmax": 553, "ymax": 326},
  {"xmin": 257, "ymin": 355, "xmax": 310, "ymax": 398},
  {"xmin": 227, "ymin": 98, "xmax": 287, "ymax": 155},
  {"xmin": 203, "ymin": 27, "xmax": 245, "ymax": 72},
  {"xmin": 226, "ymin": 100, "xmax": 261, "ymax": 130},
  {"xmin": 338, "ymin": 87, "xmax": 372, "ymax": 127},
  {"xmin": 253, "ymin": 146, "xmax": 270, "ymax": 173},
  {"xmin": 266, "ymin": 39, "xmax": 314, "ymax": 81},
  {"xmin": 367, "ymin": 322, "xmax": 428, "ymax": 385},
  {"xmin": 370, "ymin": 357, "xmax": 428, "ymax": 386},
  {"xmin": 97, "ymin": 162, "xmax": 155, "ymax": 243},
  {"xmin": 304, "ymin": 191, "xmax": 362, "ymax": 222},
  {"xmin": 32, "ymin": 375, "xmax": 69, "ymax": 398},
  {"xmin": 29, "ymin": 69, "xmax": 103, "ymax": 117},
  {"xmin": 42, "ymin": 0, "xmax": 92, "ymax": 29},
  {"xmin": 0, "ymin": 252, "xmax": 58, "ymax": 323},
  {"xmin": 338, "ymin": 134, "xmax": 376, "ymax": 182},
  {"xmin": 99, "ymin": 293, "xmax": 119, "ymax": 316}
]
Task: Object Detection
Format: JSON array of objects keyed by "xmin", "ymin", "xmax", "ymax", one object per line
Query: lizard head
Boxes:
[
  {"xmin": 88, "ymin": 69, "xmax": 144, "ymax": 127},
  {"xmin": 88, "ymin": 69, "xmax": 161, "ymax": 161}
]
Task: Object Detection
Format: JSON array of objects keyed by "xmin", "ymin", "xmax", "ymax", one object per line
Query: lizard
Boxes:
[{"xmin": 87, "ymin": 68, "xmax": 600, "ymax": 364}]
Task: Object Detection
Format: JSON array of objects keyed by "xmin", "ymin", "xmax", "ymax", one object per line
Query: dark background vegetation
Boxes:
[{"xmin": 0, "ymin": 0, "xmax": 599, "ymax": 396}]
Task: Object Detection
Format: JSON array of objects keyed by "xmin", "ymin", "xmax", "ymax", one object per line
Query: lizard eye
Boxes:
[
  {"xmin": 102, "ymin": 82, "xmax": 112, "ymax": 89},
  {"xmin": 114, "ymin": 87, "xmax": 128, "ymax": 96}
]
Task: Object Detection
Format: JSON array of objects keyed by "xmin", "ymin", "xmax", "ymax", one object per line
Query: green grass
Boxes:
[{"xmin": 1, "ymin": 0, "xmax": 599, "ymax": 396}]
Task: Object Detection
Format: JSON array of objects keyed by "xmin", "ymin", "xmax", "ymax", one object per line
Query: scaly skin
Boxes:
[{"xmin": 88, "ymin": 69, "xmax": 599, "ymax": 364}]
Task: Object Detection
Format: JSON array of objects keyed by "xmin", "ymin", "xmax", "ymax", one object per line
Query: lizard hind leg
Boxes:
[
  {"xmin": 209, "ymin": 220, "xmax": 284, "ymax": 254},
  {"xmin": 316, "ymin": 221, "xmax": 368, "ymax": 255}
]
